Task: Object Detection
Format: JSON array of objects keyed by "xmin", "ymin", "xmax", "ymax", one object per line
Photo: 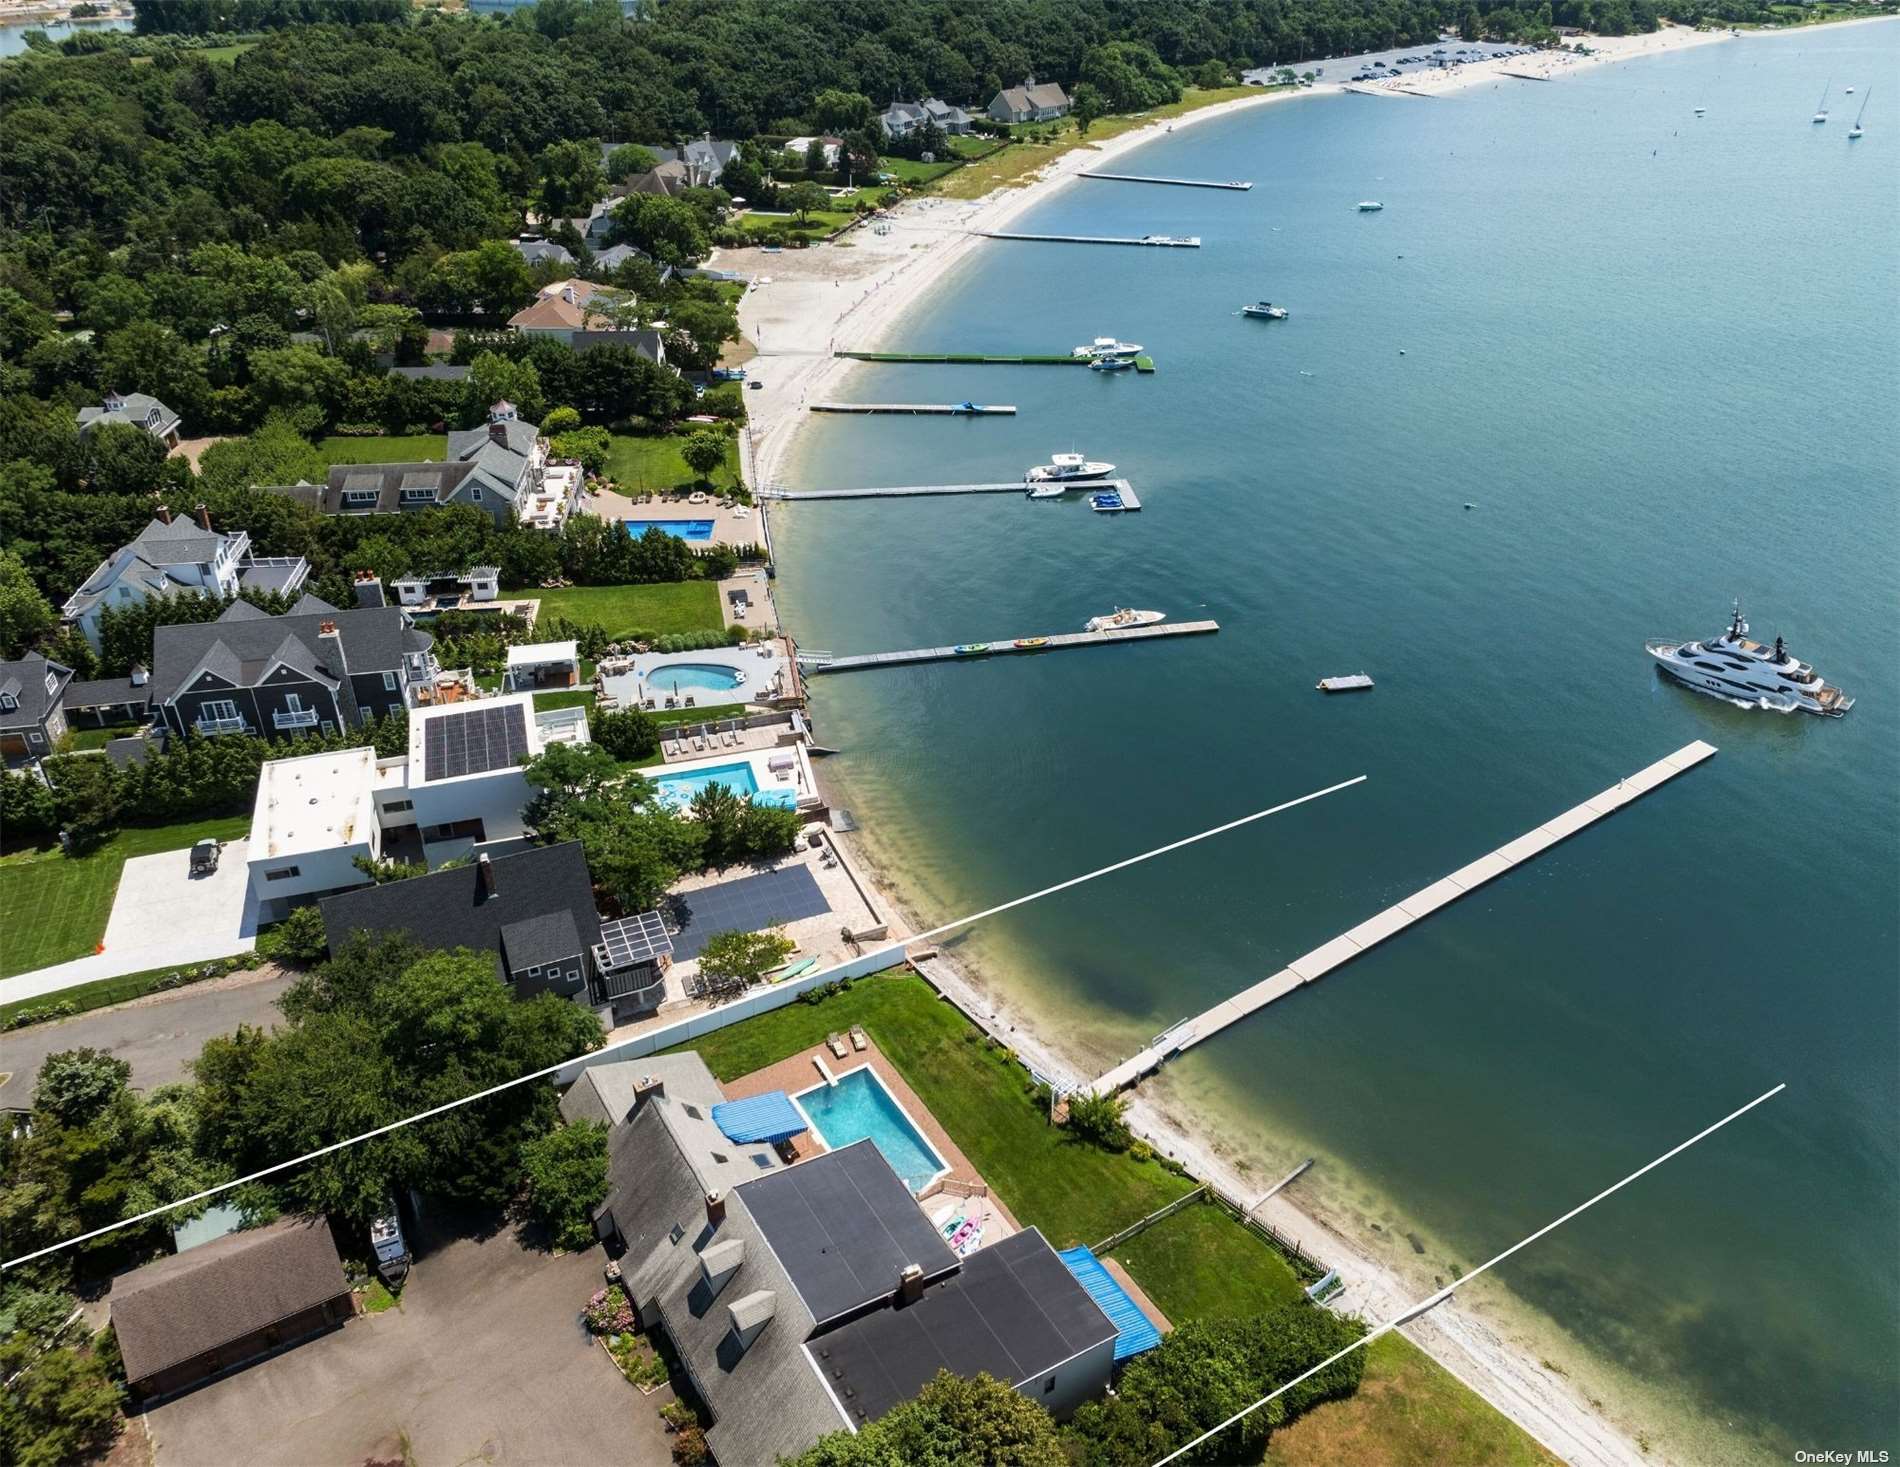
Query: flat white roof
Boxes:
[
  {"xmin": 248, "ymin": 746, "xmax": 377, "ymax": 859},
  {"xmin": 507, "ymin": 640, "xmax": 579, "ymax": 667}
]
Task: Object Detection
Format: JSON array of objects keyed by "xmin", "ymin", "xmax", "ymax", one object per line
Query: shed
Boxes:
[
  {"xmin": 111, "ymin": 1217, "xmax": 352, "ymax": 1402},
  {"xmin": 503, "ymin": 639, "xmax": 580, "ymax": 693}
]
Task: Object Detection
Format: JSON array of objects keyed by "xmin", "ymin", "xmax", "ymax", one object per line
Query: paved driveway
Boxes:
[
  {"xmin": 0, "ymin": 971, "xmax": 293, "ymax": 1109},
  {"xmin": 145, "ymin": 1221, "xmax": 673, "ymax": 1467},
  {"xmin": 2, "ymin": 841, "xmax": 259, "ymax": 1003}
]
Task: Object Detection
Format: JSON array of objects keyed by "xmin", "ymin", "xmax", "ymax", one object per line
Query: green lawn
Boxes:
[
  {"xmin": 1266, "ymin": 1332, "xmax": 1562, "ymax": 1467},
  {"xmin": 0, "ymin": 815, "xmax": 253, "ymax": 978},
  {"xmin": 61, "ymin": 726, "xmax": 136, "ymax": 752},
  {"xmin": 520, "ymin": 582, "xmax": 723, "ymax": 638},
  {"xmin": 733, "ymin": 209, "xmax": 857, "ymax": 240},
  {"xmin": 0, "ymin": 951, "xmax": 255, "ymax": 1029},
  {"xmin": 602, "ymin": 432, "xmax": 742, "ymax": 496},
  {"xmin": 669, "ymin": 975, "xmax": 1298, "ymax": 1304},
  {"xmin": 317, "ymin": 434, "xmax": 445, "ymax": 465}
]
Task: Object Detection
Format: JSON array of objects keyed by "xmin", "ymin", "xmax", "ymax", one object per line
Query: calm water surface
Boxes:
[{"xmin": 774, "ymin": 29, "xmax": 1899, "ymax": 1462}]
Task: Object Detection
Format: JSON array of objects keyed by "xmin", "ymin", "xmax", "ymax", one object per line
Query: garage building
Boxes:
[{"xmin": 111, "ymin": 1217, "xmax": 353, "ymax": 1403}]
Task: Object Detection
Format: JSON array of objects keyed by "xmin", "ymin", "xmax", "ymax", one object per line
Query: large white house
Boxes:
[
  {"xmin": 62, "ymin": 508, "xmax": 309, "ymax": 649},
  {"xmin": 246, "ymin": 692, "xmax": 590, "ymax": 921}
]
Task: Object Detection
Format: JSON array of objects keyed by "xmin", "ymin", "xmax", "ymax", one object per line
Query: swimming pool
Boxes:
[
  {"xmin": 648, "ymin": 760, "xmax": 797, "ymax": 809},
  {"xmin": 646, "ymin": 662, "xmax": 744, "ymax": 696},
  {"xmin": 794, "ymin": 1067, "xmax": 949, "ymax": 1194},
  {"xmin": 624, "ymin": 519, "xmax": 715, "ymax": 541}
]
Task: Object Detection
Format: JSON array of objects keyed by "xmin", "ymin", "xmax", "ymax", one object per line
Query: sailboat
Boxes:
[
  {"xmin": 1812, "ymin": 78, "xmax": 1830, "ymax": 124},
  {"xmin": 1849, "ymin": 87, "xmax": 1871, "ymax": 139}
]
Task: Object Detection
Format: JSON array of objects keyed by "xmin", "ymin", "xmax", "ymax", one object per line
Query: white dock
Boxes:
[
  {"xmin": 809, "ymin": 403, "xmax": 1017, "ymax": 415},
  {"xmin": 980, "ymin": 231, "xmax": 1201, "ymax": 248},
  {"xmin": 1086, "ymin": 740, "xmax": 1720, "ymax": 1095},
  {"xmin": 1081, "ymin": 172, "xmax": 1253, "ymax": 190},
  {"xmin": 803, "ymin": 619, "xmax": 1218, "ymax": 673},
  {"xmin": 759, "ymin": 479, "xmax": 1133, "ymax": 501}
]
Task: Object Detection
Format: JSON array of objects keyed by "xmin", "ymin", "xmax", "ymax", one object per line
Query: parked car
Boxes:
[{"xmin": 189, "ymin": 839, "xmax": 221, "ymax": 876}]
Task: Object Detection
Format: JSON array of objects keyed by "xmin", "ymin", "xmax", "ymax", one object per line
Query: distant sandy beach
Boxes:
[{"xmin": 724, "ymin": 27, "xmax": 1764, "ymax": 1467}]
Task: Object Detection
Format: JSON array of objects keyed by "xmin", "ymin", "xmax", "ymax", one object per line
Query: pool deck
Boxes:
[
  {"xmin": 725, "ymin": 1035, "xmax": 1022, "ymax": 1242},
  {"xmin": 598, "ymin": 642, "xmax": 790, "ymax": 710},
  {"xmin": 582, "ymin": 487, "xmax": 763, "ymax": 549}
]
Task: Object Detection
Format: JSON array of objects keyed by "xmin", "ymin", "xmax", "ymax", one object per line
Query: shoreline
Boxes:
[{"xmin": 731, "ymin": 28, "xmax": 1784, "ymax": 1466}]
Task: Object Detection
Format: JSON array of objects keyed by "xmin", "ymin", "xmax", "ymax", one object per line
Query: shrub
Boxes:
[
  {"xmin": 583, "ymin": 1283, "xmax": 636, "ymax": 1334},
  {"xmin": 273, "ymin": 904, "xmax": 329, "ymax": 965},
  {"xmin": 521, "ymin": 1121, "xmax": 611, "ymax": 1251},
  {"xmin": 592, "ymin": 707, "xmax": 660, "ymax": 762},
  {"xmin": 1065, "ymin": 1089, "xmax": 1132, "ymax": 1151},
  {"xmin": 671, "ymin": 1425, "xmax": 709, "ymax": 1465}
]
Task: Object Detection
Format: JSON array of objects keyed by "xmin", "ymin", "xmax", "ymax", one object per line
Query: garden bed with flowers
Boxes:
[{"xmin": 583, "ymin": 1284, "xmax": 670, "ymax": 1393}]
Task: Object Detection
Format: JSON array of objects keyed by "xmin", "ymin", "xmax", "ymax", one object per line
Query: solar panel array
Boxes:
[
  {"xmin": 595, "ymin": 910, "xmax": 673, "ymax": 969},
  {"xmin": 667, "ymin": 865, "xmax": 830, "ymax": 961},
  {"xmin": 422, "ymin": 703, "xmax": 529, "ymax": 782}
]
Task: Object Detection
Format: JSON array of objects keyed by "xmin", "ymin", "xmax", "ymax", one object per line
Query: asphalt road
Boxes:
[{"xmin": 0, "ymin": 972, "xmax": 295, "ymax": 1108}]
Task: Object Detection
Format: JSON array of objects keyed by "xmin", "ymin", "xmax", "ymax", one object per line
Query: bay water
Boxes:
[{"xmin": 773, "ymin": 27, "xmax": 1899, "ymax": 1463}]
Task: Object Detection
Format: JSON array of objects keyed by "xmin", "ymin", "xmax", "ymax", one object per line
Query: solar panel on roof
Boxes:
[
  {"xmin": 667, "ymin": 866, "xmax": 829, "ymax": 961},
  {"xmin": 422, "ymin": 703, "xmax": 529, "ymax": 781},
  {"xmin": 595, "ymin": 911, "xmax": 673, "ymax": 968}
]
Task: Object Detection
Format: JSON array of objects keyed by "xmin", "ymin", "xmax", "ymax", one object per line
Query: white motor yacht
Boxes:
[
  {"xmin": 1085, "ymin": 607, "xmax": 1164, "ymax": 632},
  {"xmin": 1357, "ymin": 200, "xmax": 1384, "ymax": 212},
  {"xmin": 1026, "ymin": 452, "xmax": 1115, "ymax": 485},
  {"xmin": 1646, "ymin": 603, "xmax": 1852, "ymax": 716},
  {"xmin": 1072, "ymin": 336, "xmax": 1144, "ymax": 359},
  {"xmin": 1241, "ymin": 301, "xmax": 1289, "ymax": 319}
]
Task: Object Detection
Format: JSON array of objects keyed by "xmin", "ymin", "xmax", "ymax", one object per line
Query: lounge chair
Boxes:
[
  {"xmin": 826, "ymin": 1032, "xmax": 850, "ymax": 1060},
  {"xmin": 722, "ymin": 724, "xmax": 738, "ymax": 747},
  {"xmin": 692, "ymin": 734, "xmax": 706, "ymax": 752},
  {"xmin": 849, "ymin": 1025, "xmax": 868, "ymax": 1052}
]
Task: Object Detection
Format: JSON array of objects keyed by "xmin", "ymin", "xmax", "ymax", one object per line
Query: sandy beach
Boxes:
[{"xmin": 724, "ymin": 30, "xmax": 1749, "ymax": 1466}]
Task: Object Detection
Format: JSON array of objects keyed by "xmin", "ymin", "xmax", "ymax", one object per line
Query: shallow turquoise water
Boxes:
[
  {"xmin": 774, "ymin": 28, "xmax": 1899, "ymax": 1461},
  {"xmin": 796, "ymin": 1067, "xmax": 948, "ymax": 1194}
]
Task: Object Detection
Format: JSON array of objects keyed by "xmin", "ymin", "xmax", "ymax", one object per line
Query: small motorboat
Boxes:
[
  {"xmin": 1072, "ymin": 336, "xmax": 1144, "ymax": 359},
  {"xmin": 1091, "ymin": 355, "xmax": 1134, "ymax": 372},
  {"xmin": 1242, "ymin": 301, "xmax": 1289, "ymax": 319},
  {"xmin": 1085, "ymin": 608, "xmax": 1164, "ymax": 632},
  {"xmin": 1357, "ymin": 200, "xmax": 1384, "ymax": 212},
  {"xmin": 1026, "ymin": 452, "xmax": 1115, "ymax": 485},
  {"xmin": 952, "ymin": 643, "xmax": 990, "ymax": 655},
  {"xmin": 1013, "ymin": 637, "xmax": 1049, "ymax": 649}
]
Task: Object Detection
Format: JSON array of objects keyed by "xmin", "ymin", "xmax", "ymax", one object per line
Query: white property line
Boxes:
[
  {"xmin": 1149, "ymin": 1083, "xmax": 1788, "ymax": 1467},
  {"xmin": 2, "ymin": 774, "xmax": 1365, "ymax": 1272}
]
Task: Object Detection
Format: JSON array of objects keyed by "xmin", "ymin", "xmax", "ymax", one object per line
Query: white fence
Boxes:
[{"xmin": 554, "ymin": 942, "xmax": 908, "ymax": 1086}]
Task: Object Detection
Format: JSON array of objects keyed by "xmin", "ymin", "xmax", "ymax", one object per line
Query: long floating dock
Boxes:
[
  {"xmin": 980, "ymin": 231, "xmax": 1201, "ymax": 248},
  {"xmin": 1087, "ymin": 740, "xmax": 1720, "ymax": 1095},
  {"xmin": 760, "ymin": 479, "xmax": 1133, "ymax": 501},
  {"xmin": 832, "ymin": 350, "xmax": 1155, "ymax": 374},
  {"xmin": 804, "ymin": 619, "xmax": 1218, "ymax": 673},
  {"xmin": 1082, "ymin": 172, "xmax": 1253, "ymax": 190},
  {"xmin": 809, "ymin": 402, "xmax": 1017, "ymax": 415}
]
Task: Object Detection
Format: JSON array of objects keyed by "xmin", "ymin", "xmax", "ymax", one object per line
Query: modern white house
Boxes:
[
  {"xmin": 783, "ymin": 135, "xmax": 842, "ymax": 168},
  {"xmin": 62, "ymin": 508, "xmax": 309, "ymax": 648},
  {"xmin": 246, "ymin": 692, "xmax": 591, "ymax": 921}
]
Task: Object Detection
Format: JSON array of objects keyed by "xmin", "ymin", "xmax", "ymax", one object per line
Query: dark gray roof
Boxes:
[
  {"xmin": 61, "ymin": 675, "xmax": 146, "ymax": 710},
  {"xmin": 511, "ymin": 237, "xmax": 575, "ymax": 266},
  {"xmin": 267, "ymin": 461, "xmax": 475, "ymax": 516},
  {"xmin": 387, "ymin": 364, "xmax": 473, "ymax": 382},
  {"xmin": 105, "ymin": 736, "xmax": 153, "ymax": 769},
  {"xmin": 500, "ymin": 909, "xmax": 584, "ymax": 971},
  {"xmin": 150, "ymin": 600, "xmax": 427, "ymax": 706},
  {"xmin": 738, "ymin": 1141, "xmax": 959, "ymax": 1327},
  {"xmin": 110, "ymin": 1218, "xmax": 348, "ymax": 1386},
  {"xmin": 237, "ymin": 559, "xmax": 309, "ymax": 596},
  {"xmin": 0, "ymin": 654, "xmax": 74, "ymax": 732},
  {"xmin": 318, "ymin": 842, "xmax": 602, "ymax": 987},
  {"xmin": 812, "ymin": 1227, "xmax": 1117, "ymax": 1426},
  {"xmin": 62, "ymin": 516, "xmax": 238, "ymax": 619},
  {"xmin": 569, "ymin": 329, "xmax": 666, "ymax": 363}
]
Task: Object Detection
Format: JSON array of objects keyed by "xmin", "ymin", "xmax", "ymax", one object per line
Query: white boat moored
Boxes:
[
  {"xmin": 1645, "ymin": 602, "xmax": 1852, "ymax": 716},
  {"xmin": 1086, "ymin": 608, "xmax": 1165, "ymax": 632},
  {"xmin": 1025, "ymin": 452, "xmax": 1116, "ymax": 486}
]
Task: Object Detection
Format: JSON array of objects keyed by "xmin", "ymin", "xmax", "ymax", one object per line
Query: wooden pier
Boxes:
[
  {"xmin": 1085, "ymin": 740, "xmax": 1720, "ymax": 1095},
  {"xmin": 980, "ymin": 231, "xmax": 1202, "ymax": 248},
  {"xmin": 803, "ymin": 618, "xmax": 1217, "ymax": 674},
  {"xmin": 759, "ymin": 478, "xmax": 1134, "ymax": 501},
  {"xmin": 809, "ymin": 402, "xmax": 1017, "ymax": 415},
  {"xmin": 1082, "ymin": 172, "xmax": 1253, "ymax": 190},
  {"xmin": 833, "ymin": 351, "xmax": 1155, "ymax": 373}
]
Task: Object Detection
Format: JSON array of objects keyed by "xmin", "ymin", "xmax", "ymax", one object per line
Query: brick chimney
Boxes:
[
  {"xmin": 896, "ymin": 1262, "xmax": 924, "ymax": 1306},
  {"xmin": 632, "ymin": 1072, "xmax": 665, "ymax": 1109},
  {"xmin": 489, "ymin": 419, "xmax": 509, "ymax": 446},
  {"xmin": 705, "ymin": 1190, "xmax": 725, "ymax": 1229},
  {"xmin": 353, "ymin": 571, "xmax": 386, "ymax": 609},
  {"xmin": 155, "ymin": 504, "xmax": 172, "ymax": 524},
  {"xmin": 477, "ymin": 851, "xmax": 496, "ymax": 897},
  {"xmin": 195, "ymin": 503, "xmax": 213, "ymax": 532}
]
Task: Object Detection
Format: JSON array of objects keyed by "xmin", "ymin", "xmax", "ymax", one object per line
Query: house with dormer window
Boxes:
[
  {"xmin": 76, "ymin": 391, "xmax": 184, "ymax": 447},
  {"xmin": 60, "ymin": 507, "xmax": 310, "ymax": 649},
  {"xmin": 0, "ymin": 654, "xmax": 74, "ymax": 760}
]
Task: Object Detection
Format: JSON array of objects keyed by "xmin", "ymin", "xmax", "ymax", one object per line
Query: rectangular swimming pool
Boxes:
[
  {"xmin": 624, "ymin": 519, "xmax": 715, "ymax": 541},
  {"xmin": 647, "ymin": 760, "xmax": 797, "ymax": 809},
  {"xmin": 794, "ymin": 1067, "xmax": 948, "ymax": 1194}
]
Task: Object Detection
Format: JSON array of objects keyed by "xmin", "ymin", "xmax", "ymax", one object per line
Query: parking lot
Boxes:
[{"xmin": 145, "ymin": 1216, "xmax": 674, "ymax": 1467}]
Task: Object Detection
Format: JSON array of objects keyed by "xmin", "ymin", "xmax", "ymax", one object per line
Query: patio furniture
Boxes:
[
  {"xmin": 849, "ymin": 1025, "xmax": 868, "ymax": 1052},
  {"xmin": 826, "ymin": 1032, "xmax": 850, "ymax": 1060}
]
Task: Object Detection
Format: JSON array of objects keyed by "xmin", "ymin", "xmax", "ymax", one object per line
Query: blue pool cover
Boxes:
[
  {"xmin": 711, "ymin": 1091, "xmax": 808, "ymax": 1145},
  {"xmin": 1057, "ymin": 1247, "xmax": 1163, "ymax": 1361}
]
